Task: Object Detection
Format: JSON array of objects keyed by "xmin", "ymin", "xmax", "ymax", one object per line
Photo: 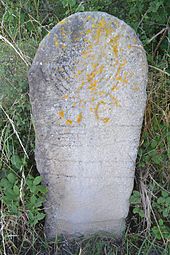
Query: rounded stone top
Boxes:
[{"xmin": 29, "ymin": 12, "xmax": 148, "ymax": 127}]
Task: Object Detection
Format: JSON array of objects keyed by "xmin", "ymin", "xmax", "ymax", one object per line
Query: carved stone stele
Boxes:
[{"xmin": 28, "ymin": 12, "xmax": 148, "ymax": 239}]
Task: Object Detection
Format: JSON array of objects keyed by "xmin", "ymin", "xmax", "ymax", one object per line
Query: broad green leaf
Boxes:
[
  {"xmin": 33, "ymin": 176, "xmax": 42, "ymax": 186},
  {"xmin": 7, "ymin": 173, "xmax": 16, "ymax": 184}
]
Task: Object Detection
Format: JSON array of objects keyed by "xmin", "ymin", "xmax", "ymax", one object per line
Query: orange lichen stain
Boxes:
[
  {"xmin": 66, "ymin": 119, "xmax": 73, "ymax": 125},
  {"xmin": 76, "ymin": 113, "xmax": 83, "ymax": 123},
  {"xmin": 92, "ymin": 63, "xmax": 98, "ymax": 69},
  {"xmin": 87, "ymin": 64, "xmax": 104, "ymax": 83},
  {"xmin": 62, "ymin": 94, "xmax": 68, "ymax": 100},
  {"xmin": 54, "ymin": 34, "xmax": 59, "ymax": 48},
  {"xmin": 58, "ymin": 111, "xmax": 64, "ymax": 118},
  {"xmin": 95, "ymin": 100, "xmax": 105, "ymax": 119},
  {"xmin": 103, "ymin": 117, "xmax": 110, "ymax": 123},
  {"xmin": 62, "ymin": 44, "xmax": 66, "ymax": 49},
  {"xmin": 88, "ymin": 81, "xmax": 97, "ymax": 91},
  {"xmin": 115, "ymin": 60, "xmax": 127, "ymax": 81},
  {"xmin": 110, "ymin": 94, "xmax": 121, "ymax": 107},
  {"xmin": 109, "ymin": 35, "xmax": 120, "ymax": 58}
]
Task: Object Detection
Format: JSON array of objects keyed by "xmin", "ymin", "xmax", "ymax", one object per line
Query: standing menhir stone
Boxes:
[{"xmin": 28, "ymin": 12, "xmax": 148, "ymax": 238}]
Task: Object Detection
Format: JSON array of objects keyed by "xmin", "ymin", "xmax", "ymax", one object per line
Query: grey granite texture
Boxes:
[{"xmin": 28, "ymin": 11, "xmax": 148, "ymax": 239}]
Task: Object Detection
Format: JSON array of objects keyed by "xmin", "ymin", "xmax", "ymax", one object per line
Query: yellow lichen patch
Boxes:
[
  {"xmin": 87, "ymin": 64, "xmax": 104, "ymax": 83},
  {"xmin": 86, "ymin": 29, "xmax": 91, "ymax": 35},
  {"xmin": 128, "ymin": 45, "xmax": 132, "ymax": 49},
  {"xmin": 92, "ymin": 63, "xmax": 98, "ymax": 69},
  {"xmin": 112, "ymin": 85, "xmax": 119, "ymax": 91},
  {"xmin": 77, "ymin": 70, "xmax": 83, "ymax": 75},
  {"xmin": 110, "ymin": 94, "xmax": 121, "ymax": 107},
  {"xmin": 98, "ymin": 17, "xmax": 106, "ymax": 28},
  {"xmin": 58, "ymin": 19, "xmax": 67, "ymax": 25},
  {"xmin": 86, "ymin": 16, "xmax": 91, "ymax": 21},
  {"xmin": 60, "ymin": 26, "xmax": 66, "ymax": 39},
  {"xmin": 102, "ymin": 117, "xmax": 110, "ymax": 123},
  {"xmin": 54, "ymin": 34, "xmax": 59, "ymax": 48},
  {"xmin": 94, "ymin": 28, "xmax": 101, "ymax": 43},
  {"xmin": 99, "ymin": 65, "xmax": 104, "ymax": 73},
  {"xmin": 116, "ymin": 76, "xmax": 128, "ymax": 83},
  {"xmin": 78, "ymin": 81, "xmax": 85, "ymax": 90},
  {"xmin": 133, "ymin": 37, "xmax": 137, "ymax": 43},
  {"xmin": 93, "ymin": 18, "xmax": 107, "ymax": 43},
  {"xmin": 109, "ymin": 35, "xmax": 120, "ymax": 58},
  {"xmin": 114, "ymin": 19, "xmax": 120, "ymax": 28},
  {"xmin": 98, "ymin": 91, "xmax": 106, "ymax": 96},
  {"xmin": 66, "ymin": 119, "xmax": 73, "ymax": 125},
  {"xmin": 76, "ymin": 113, "xmax": 83, "ymax": 123},
  {"xmin": 82, "ymin": 50, "xmax": 91, "ymax": 58},
  {"xmin": 92, "ymin": 23, "xmax": 97, "ymax": 29},
  {"xmin": 58, "ymin": 111, "xmax": 64, "ymax": 118}
]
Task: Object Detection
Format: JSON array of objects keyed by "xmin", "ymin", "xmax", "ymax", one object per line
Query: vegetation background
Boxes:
[{"xmin": 0, "ymin": 0, "xmax": 169, "ymax": 254}]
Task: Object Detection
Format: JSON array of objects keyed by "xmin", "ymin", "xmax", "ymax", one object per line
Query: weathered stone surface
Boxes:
[{"xmin": 28, "ymin": 12, "xmax": 148, "ymax": 238}]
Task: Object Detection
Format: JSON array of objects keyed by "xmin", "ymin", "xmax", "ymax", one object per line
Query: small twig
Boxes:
[
  {"xmin": 0, "ymin": 0, "xmax": 5, "ymax": 6},
  {"xmin": 0, "ymin": 203, "xmax": 7, "ymax": 255},
  {"xmin": 149, "ymin": 174, "xmax": 170, "ymax": 194},
  {"xmin": 153, "ymin": 26, "xmax": 169, "ymax": 56},
  {"xmin": 28, "ymin": 13, "xmax": 50, "ymax": 32},
  {"xmin": 137, "ymin": 10, "xmax": 149, "ymax": 30},
  {"xmin": 0, "ymin": 34, "xmax": 31, "ymax": 66},
  {"xmin": 147, "ymin": 27, "xmax": 167, "ymax": 44},
  {"xmin": 149, "ymin": 65, "xmax": 170, "ymax": 77},
  {"xmin": 0, "ymin": 105, "xmax": 29, "ymax": 158},
  {"xmin": 140, "ymin": 178, "xmax": 151, "ymax": 231}
]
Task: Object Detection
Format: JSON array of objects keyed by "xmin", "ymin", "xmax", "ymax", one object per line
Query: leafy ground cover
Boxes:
[{"xmin": 0, "ymin": 0, "xmax": 169, "ymax": 254}]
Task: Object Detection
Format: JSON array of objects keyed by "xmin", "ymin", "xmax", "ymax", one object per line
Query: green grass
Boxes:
[{"xmin": 0, "ymin": 0, "xmax": 169, "ymax": 254}]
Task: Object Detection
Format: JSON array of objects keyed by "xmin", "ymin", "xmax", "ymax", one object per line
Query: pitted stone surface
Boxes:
[{"xmin": 28, "ymin": 12, "xmax": 148, "ymax": 238}]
